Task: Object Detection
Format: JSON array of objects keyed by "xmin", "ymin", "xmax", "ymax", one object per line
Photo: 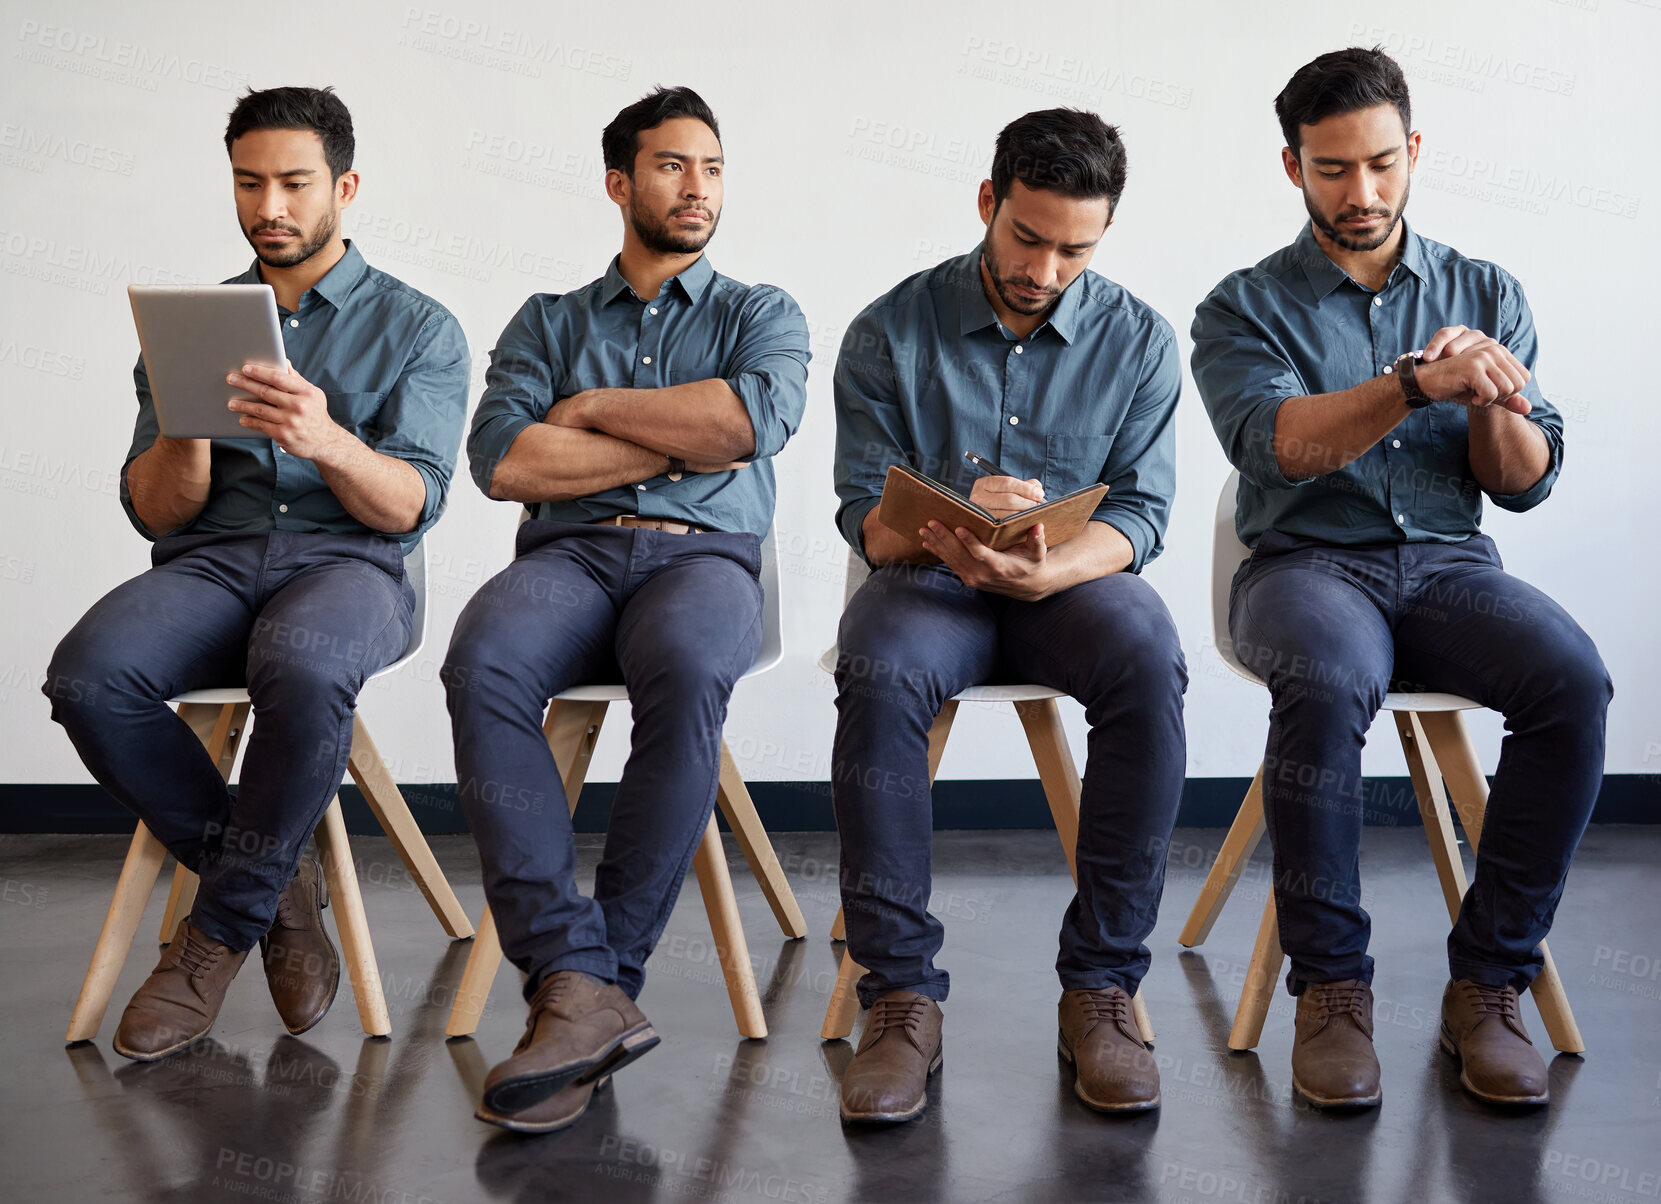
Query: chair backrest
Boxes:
[
  {"xmin": 1211, "ymin": 470, "xmax": 1253, "ymax": 678},
  {"xmin": 842, "ymin": 549, "xmax": 870, "ymax": 609}
]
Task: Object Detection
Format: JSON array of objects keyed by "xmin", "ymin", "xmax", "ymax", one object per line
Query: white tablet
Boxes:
[{"xmin": 128, "ymin": 284, "xmax": 287, "ymax": 440}]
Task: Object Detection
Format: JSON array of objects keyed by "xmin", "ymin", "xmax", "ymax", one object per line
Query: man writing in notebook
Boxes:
[{"xmin": 830, "ymin": 108, "xmax": 1187, "ymax": 1122}]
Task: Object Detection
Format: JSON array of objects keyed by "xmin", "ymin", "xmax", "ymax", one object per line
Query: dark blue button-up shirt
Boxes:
[
  {"xmin": 1191, "ymin": 221, "xmax": 1562, "ymax": 548},
  {"xmin": 120, "ymin": 241, "xmax": 471, "ymax": 554},
  {"xmin": 467, "ymin": 254, "xmax": 810, "ymax": 538},
  {"xmin": 833, "ymin": 245, "xmax": 1181, "ymax": 571}
]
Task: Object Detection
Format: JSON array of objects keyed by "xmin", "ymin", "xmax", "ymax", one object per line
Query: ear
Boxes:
[
  {"xmin": 1280, "ymin": 146, "xmax": 1303, "ymax": 189},
  {"xmin": 604, "ymin": 167, "xmax": 631, "ymax": 207},
  {"xmin": 977, "ymin": 179, "xmax": 996, "ymax": 227},
  {"xmin": 1405, "ymin": 129, "xmax": 1422, "ymax": 172},
  {"xmin": 335, "ymin": 169, "xmax": 360, "ymax": 209}
]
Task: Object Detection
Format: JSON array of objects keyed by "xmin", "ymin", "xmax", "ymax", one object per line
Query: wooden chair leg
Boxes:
[
  {"xmin": 1417, "ymin": 710, "xmax": 1585, "ymax": 1054},
  {"xmin": 316, "ymin": 797, "xmax": 389, "ymax": 1037},
  {"xmin": 820, "ymin": 703, "xmax": 959, "ymax": 1039},
  {"xmin": 692, "ymin": 812, "xmax": 766, "ymax": 1039},
  {"xmin": 715, "ymin": 741, "xmax": 807, "ymax": 939},
  {"xmin": 1228, "ymin": 893, "xmax": 1284, "ymax": 1051},
  {"xmin": 1397, "ymin": 713, "xmax": 1470, "ymax": 922},
  {"xmin": 1179, "ymin": 765, "xmax": 1267, "ymax": 948},
  {"xmin": 545, "ymin": 699, "xmax": 609, "ymax": 800},
  {"xmin": 346, "ymin": 714, "xmax": 473, "ymax": 939},
  {"xmin": 66, "ymin": 824, "xmax": 170, "ymax": 1043},
  {"xmin": 1132, "ymin": 992, "xmax": 1155, "ymax": 1045},
  {"xmin": 160, "ymin": 701, "xmax": 249, "ymax": 943},
  {"xmin": 446, "ymin": 906, "xmax": 502, "ymax": 1038}
]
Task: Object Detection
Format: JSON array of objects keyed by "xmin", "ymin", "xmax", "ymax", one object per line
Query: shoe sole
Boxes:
[
  {"xmin": 1438, "ymin": 1024, "xmax": 1549, "ymax": 1106},
  {"xmin": 482, "ymin": 1024, "xmax": 659, "ymax": 1115},
  {"xmin": 1290, "ymin": 1071, "xmax": 1382, "ymax": 1110},
  {"xmin": 475, "ymin": 1075, "xmax": 611, "ymax": 1134},
  {"xmin": 112, "ymin": 1028, "xmax": 211, "ymax": 1062},
  {"xmin": 1056, "ymin": 1034, "xmax": 1160, "ymax": 1113},
  {"xmin": 839, "ymin": 1047, "xmax": 943, "ymax": 1124}
]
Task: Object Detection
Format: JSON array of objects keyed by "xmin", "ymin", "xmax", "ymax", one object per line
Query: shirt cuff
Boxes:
[
  {"xmin": 1240, "ymin": 397, "xmax": 1313, "ymax": 491},
  {"xmin": 1092, "ymin": 507, "xmax": 1159, "ymax": 573},
  {"xmin": 469, "ymin": 414, "xmax": 540, "ymax": 498},
  {"xmin": 838, "ymin": 496, "xmax": 880, "ymax": 562}
]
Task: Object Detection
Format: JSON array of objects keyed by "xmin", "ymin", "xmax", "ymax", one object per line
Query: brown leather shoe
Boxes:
[
  {"xmin": 839, "ymin": 990, "xmax": 943, "ymax": 1124},
  {"xmin": 1440, "ymin": 979, "xmax": 1549, "ymax": 1105},
  {"xmin": 480, "ymin": 970, "xmax": 658, "ymax": 1114},
  {"xmin": 1058, "ymin": 986, "xmax": 1160, "ymax": 1112},
  {"xmin": 1291, "ymin": 979, "xmax": 1381, "ymax": 1108},
  {"xmin": 260, "ymin": 854, "xmax": 339, "ymax": 1035},
  {"xmin": 476, "ymin": 1073, "xmax": 611, "ymax": 1134},
  {"xmin": 113, "ymin": 918, "xmax": 249, "ymax": 1061}
]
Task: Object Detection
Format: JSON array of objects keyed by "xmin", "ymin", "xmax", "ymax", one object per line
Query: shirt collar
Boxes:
[
  {"xmin": 1296, "ymin": 217, "xmax": 1429, "ymax": 299},
  {"xmin": 237, "ymin": 239, "xmax": 368, "ymax": 311},
  {"xmin": 952, "ymin": 244, "xmax": 1079, "ymax": 344},
  {"xmin": 600, "ymin": 252, "xmax": 715, "ymax": 306}
]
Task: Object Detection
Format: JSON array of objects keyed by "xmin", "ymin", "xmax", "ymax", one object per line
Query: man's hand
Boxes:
[
  {"xmin": 544, "ymin": 391, "xmax": 594, "ymax": 429},
  {"xmin": 920, "ymin": 519, "xmax": 1052, "ymax": 600},
  {"xmin": 227, "ymin": 362, "xmax": 354, "ymax": 463},
  {"xmin": 1416, "ymin": 326, "xmax": 1532, "ymax": 414},
  {"xmin": 969, "ymin": 475, "xmax": 1044, "ymax": 518}
]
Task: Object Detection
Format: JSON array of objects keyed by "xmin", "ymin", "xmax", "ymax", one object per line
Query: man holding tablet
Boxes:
[
  {"xmin": 830, "ymin": 108, "xmax": 1186, "ymax": 1122},
  {"xmin": 1191, "ymin": 47, "xmax": 1611, "ymax": 1108},
  {"xmin": 443, "ymin": 86, "xmax": 808, "ymax": 1133},
  {"xmin": 44, "ymin": 86, "xmax": 469, "ymax": 1059}
]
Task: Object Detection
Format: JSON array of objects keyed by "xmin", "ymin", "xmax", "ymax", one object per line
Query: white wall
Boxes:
[{"xmin": 2, "ymin": 0, "xmax": 1654, "ymax": 792}]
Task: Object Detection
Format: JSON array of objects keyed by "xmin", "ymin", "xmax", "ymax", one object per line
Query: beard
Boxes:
[
  {"xmin": 629, "ymin": 194, "xmax": 720, "ymax": 255},
  {"xmin": 980, "ymin": 240, "xmax": 1061, "ymax": 316},
  {"xmin": 1304, "ymin": 177, "xmax": 1409, "ymax": 252},
  {"xmin": 244, "ymin": 206, "xmax": 339, "ymax": 269}
]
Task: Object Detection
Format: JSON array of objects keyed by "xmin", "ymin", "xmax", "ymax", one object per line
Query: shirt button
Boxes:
[
  {"xmin": 1392, "ymin": 439, "xmax": 1402, "ymax": 448},
  {"xmin": 649, "ymin": 307, "xmax": 659, "ymax": 315},
  {"xmin": 1008, "ymin": 415, "xmax": 1019, "ymax": 425},
  {"xmin": 276, "ymin": 446, "xmax": 286, "ymax": 454},
  {"xmin": 1014, "ymin": 345, "xmax": 1024, "ymax": 355},
  {"xmin": 1396, "ymin": 513, "xmax": 1406, "ymax": 523},
  {"xmin": 1372, "ymin": 297, "xmax": 1383, "ymax": 307},
  {"xmin": 1383, "ymin": 364, "xmax": 1394, "ymax": 374},
  {"xmin": 289, "ymin": 318, "xmax": 299, "ymax": 327},
  {"xmin": 642, "ymin": 356, "xmax": 652, "ymax": 364},
  {"xmin": 636, "ymin": 484, "xmax": 646, "ymax": 491},
  {"xmin": 278, "ymin": 504, "xmax": 289, "ymax": 513}
]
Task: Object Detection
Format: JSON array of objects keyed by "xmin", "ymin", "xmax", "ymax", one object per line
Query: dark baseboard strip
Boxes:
[{"xmin": 2, "ymin": 775, "xmax": 1655, "ymax": 836}]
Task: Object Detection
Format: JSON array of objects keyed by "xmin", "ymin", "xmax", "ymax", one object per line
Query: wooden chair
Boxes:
[
  {"xmin": 443, "ymin": 527, "xmax": 806, "ymax": 1041},
  {"xmin": 1178, "ymin": 471, "xmax": 1584, "ymax": 1053},
  {"xmin": 819, "ymin": 552, "xmax": 1156, "ymax": 1044},
  {"xmin": 66, "ymin": 544, "xmax": 475, "ymax": 1044}
]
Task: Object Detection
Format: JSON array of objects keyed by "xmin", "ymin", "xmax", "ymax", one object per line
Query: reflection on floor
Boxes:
[{"xmin": 6, "ymin": 827, "xmax": 1657, "ymax": 1204}]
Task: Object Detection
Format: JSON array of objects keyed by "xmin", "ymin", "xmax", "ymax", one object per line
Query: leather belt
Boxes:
[{"xmin": 593, "ymin": 515, "xmax": 706, "ymax": 534}]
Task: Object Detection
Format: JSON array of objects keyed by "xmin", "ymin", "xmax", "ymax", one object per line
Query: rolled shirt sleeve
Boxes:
[
  {"xmin": 723, "ymin": 286, "xmax": 811, "ymax": 461},
  {"xmin": 118, "ymin": 352, "xmax": 163, "ymax": 539},
  {"xmin": 1484, "ymin": 271, "xmax": 1563, "ymax": 513},
  {"xmin": 1190, "ymin": 289, "xmax": 1310, "ymax": 493},
  {"xmin": 466, "ymin": 297, "xmax": 560, "ymax": 500},
  {"xmin": 1093, "ymin": 331, "xmax": 1181, "ymax": 572},
  {"xmin": 369, "ymin": 311, "xmax": 470, "ymax": 540},
  {"xmin": 831, "ymin": 306, "xmax": 910, "ymax": 561}
]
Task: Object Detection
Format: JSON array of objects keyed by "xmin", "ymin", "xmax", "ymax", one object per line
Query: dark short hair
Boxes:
[
  {"xmin": 224, "ymin": 86, "xmax": 354, "ymax": 180},
  {"xmin": 990, "ymin": 108, "xmax": 1126, "ymax": 219},
  {"xmin": 1275, "ymin": 47, "xmax": 1411, "ymax": 160},
  {"xmin": 602, "ymin": 85, "xmax": 721, "ymax": 175}
]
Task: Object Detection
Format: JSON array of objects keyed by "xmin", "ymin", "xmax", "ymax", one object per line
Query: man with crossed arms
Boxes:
[{"xmin": 444, "ymin": 86, "xmax": 809, "ymax": 1134}]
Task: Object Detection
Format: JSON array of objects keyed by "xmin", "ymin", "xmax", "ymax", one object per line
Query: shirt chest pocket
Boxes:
[
  {"xmin": 325, "ymin": 391, "xmax": 386, "ymax": 438},
  {"xmin": 1043, "ymin": 434, "xmax": 1113, "ymax": 492}
]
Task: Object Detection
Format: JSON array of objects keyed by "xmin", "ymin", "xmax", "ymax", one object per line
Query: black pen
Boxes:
[{"xmin": 963, "ymin": 449, "xmax": 1014, "ymax": 479}]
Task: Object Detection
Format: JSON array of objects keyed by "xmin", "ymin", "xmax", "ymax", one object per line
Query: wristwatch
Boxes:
[
  {"xmin": 1392, "ymin": 350, "xmax": 1434, "ymax": 409},
  {"xmin": 666, "ymin": 457, "xmax": 685, "ymax": 482}
]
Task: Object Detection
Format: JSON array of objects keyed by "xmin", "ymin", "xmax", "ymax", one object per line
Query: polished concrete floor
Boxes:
[{"xmin": 3, "ymin": 826, "xmax": 1658, "ymax": 1204}]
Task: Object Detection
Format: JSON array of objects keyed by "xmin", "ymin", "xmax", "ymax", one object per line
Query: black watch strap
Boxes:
[{"xmin": 1393, "ymin": 351, "xmax": 1434, "ymax": 408}]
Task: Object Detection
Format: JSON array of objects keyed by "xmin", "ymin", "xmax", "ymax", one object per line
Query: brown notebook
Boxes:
[{"xmin": 876, "ymin": 464, "xmax": 1108, "ymax": 552}]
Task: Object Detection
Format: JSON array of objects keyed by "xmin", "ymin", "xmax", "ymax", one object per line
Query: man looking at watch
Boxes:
[
  {"xmin": 442, "ymin": 86, "xmax": 808, "ymax": 1134},
  {"xmin": 1191, "ymin": 47, "xmax": 1610, "ymax": 1110}
]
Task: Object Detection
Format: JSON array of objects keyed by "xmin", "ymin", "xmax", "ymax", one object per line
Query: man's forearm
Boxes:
[
  {"xmin": 491, "ymin": 423, "xmax": 668, "ymax": 503},
  {"xmin": 562, "ymin": 379, "xmax": 755, "ymax": 461},
  {"xmin": 860, "ymin": 506, "xmax": 937, "ymax": 567},
  {"xmin": 314, "ymin": 437, "xmax": 428, "ymax": 533},
  {"xmin": 126, "ymin": 436, "xmax": 211, "ymax": 535},
  {"xmin": 1467, "ymin": 406, "xmax": 1550, "ymax": 496},
  {"xmin": 1034, "ymin": 520, "xmax": 1134, "ymax": 594},
  {"xmin": 1273, "ymin": 374, "xmax": 1410, "ymax": 481}
]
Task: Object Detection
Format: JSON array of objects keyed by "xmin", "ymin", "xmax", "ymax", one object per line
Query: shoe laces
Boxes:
[
  {"xmin": 869, "ymin": 994, "xmax": 933, "ymax": 1038},
  {"xmin": 1462, "ymin": 981, "xmax": 1521, "ymax": 1020},
  {"xmin": 1308, "ymin": 982, "xmax": 1370, "ymax": 1021},
  {"xmin": 174, "ymin": 926, "xmax": 225, "ymax": 979},
  {"xmin": 1075, "ymin": 988, "xmax": 1132, "ymax": 1029},
  {"xmin": 516, "ymin": 973, "xmax": 583, "ymax": 1052}
]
